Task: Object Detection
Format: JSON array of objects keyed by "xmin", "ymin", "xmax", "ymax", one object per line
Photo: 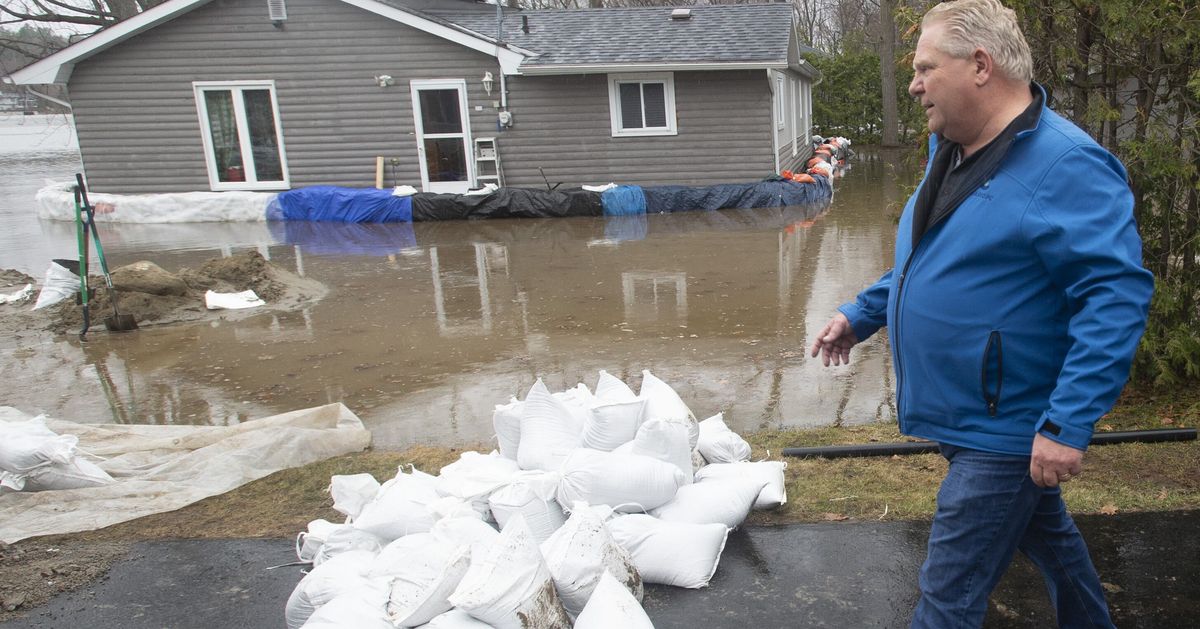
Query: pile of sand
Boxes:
[{"xmin": 0, "ymin": 251, "xmax": 327, "ymax": 337}]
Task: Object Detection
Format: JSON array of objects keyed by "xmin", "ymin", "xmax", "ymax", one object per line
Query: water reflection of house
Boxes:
[{"xmin": 11, "ymin": 0, "xmax": 817, "ymax": 196}]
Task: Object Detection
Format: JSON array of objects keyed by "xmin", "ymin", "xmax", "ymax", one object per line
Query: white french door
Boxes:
[{"xmin": 411, "ymin": 79, "xmax": 474, "ymax": 194}]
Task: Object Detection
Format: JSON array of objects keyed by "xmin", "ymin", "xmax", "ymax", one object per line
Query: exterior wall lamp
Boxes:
[
  {"xmin": 374, "ymin": 75, "xmax": 394, "ymax": 88},
  {"xmin": 482, "ymin": 71, "xmax": 494, "ymax": 96}
]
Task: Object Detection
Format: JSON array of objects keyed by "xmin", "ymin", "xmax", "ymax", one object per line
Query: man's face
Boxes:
[{"xmin": 909, "ymin": 22, "xmax": 980, "ymax": 142}]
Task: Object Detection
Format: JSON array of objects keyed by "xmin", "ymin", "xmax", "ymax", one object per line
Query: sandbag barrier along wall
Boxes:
[{"xmin": 268, "ymin": 177, "xmax": 833, "ymax": 224}]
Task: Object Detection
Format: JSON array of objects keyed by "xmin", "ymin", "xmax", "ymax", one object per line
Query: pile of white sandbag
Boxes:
[
  {"xmin": 0, "ymin": 414, "xmax": 115, "ymax": 493},
  {"xmin": 285, "ymin": 370, "xmax": 788, "ymax": 628}
]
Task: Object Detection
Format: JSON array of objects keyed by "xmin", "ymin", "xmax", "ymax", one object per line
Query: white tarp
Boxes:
[
  {"xmin": 0, "ymin": 403, "xmax": 371, "ymax": 543},
  {"xmin": 35, "ymin": 181, "xmax": 274, "ymax": 223}
]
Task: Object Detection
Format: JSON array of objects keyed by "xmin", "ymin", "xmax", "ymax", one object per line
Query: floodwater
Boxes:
[{"xmin": 0, "ymin": 114, "xmax": 913, "ymax": 449}]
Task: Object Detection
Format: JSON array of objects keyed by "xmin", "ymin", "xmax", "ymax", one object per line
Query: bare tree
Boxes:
[{"xmin": 0, "ymin": 0, "xmax": 168, "ymax": 30}]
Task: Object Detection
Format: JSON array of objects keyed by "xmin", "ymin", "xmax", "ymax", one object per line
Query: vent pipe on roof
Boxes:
[{"xmin": 670, "ymin": 8, "xmax": 692, "ymax": 20}]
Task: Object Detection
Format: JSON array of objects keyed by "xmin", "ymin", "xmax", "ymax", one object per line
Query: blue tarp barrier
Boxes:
[
  {"xmin": 601, "ymin": 186, "xmax": 648, "ymax": 216},
  {"xmin": 271, "ymin": 186, "xmax": 413, "ymax": 223},
  {"xmin": 268, "ymin": 220, "xmax": 417, "ymax": 256}
]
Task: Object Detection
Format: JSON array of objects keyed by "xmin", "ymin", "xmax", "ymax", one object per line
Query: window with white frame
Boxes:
[
  {"xmin": 608, "ymin": 73, "xmax": 677, "ymax": 137},
  {"xmin": 193, "ymin": 81, "xmax": 289, "ymax": 190},
  {"xmin": 776, "ymin": 75, "xmax": 785, "ymax": 129}
]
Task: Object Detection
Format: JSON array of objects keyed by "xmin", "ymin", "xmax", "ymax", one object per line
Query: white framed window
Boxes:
[
  {"xmin": 776, "ymin": 75, "xmax": 785, "ymax": 129},
  {"xmin": 608, "ymin": 73, "xmax": 677, "ymax": 137},
  {"xmin": 193, "ymin": 80, "xmax": 290, "ymax": 191}
]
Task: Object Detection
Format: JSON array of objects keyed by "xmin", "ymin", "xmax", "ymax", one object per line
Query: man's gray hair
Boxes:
[{"xmin": 924, "ymin": 0, "xmax": 1033, "ymax": 83}]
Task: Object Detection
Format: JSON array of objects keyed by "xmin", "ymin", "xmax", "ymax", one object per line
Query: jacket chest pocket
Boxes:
[{"xmin": 981, "ymin": 331, "xmax": 1003, "ymax": 417}]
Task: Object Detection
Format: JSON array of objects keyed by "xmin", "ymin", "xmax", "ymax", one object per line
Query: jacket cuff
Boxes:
[
  {"xmin": 837, "ymin": 303, "xmax": 881, "ymax": 343},
  {"xmin": 1035, "ymin": 414, "xmax": 1092, "ymax": 451}
]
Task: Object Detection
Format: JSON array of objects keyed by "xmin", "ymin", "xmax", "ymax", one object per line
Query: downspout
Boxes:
[
  {"xmin": 495, "ymin": 4, "xmax": 508, "ymax": 113},
  {"xmin": 768, "ymin": 69, "xmax": 779, "ymax": 175},
  {"xmin": 26, "ymin": 87, "xmax": 72, "ymax": 110}
]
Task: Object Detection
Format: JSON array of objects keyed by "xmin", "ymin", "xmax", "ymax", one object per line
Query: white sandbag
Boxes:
[
  {"xmin": 517, "ymin": 379, "xmax": 583, "ymax": 472},
  {"xmin": 614, "ymin": 418, "xmax": 693, "ymax": 484},
  {"xmin": 388, "ymin": 545, "xmax": 471, "ymax": 627},
  {"xmin": 581, "ymin": 399, "xmax": 646, "ymax": 451},
  {"xmin": 428, "ymin": 496, "xmax": 487, "ymax": 522},
  {"xmin": 557, "ymin": 449, "xmax": 686, "ymax": 513},
  {"xmin": 296, "ymin": 519, "xmax": 340, "ymax": 562},
  {"xmin": 594, "ymin": 370, "xmax": 638, "ymax": 403},
  {"xmin": 539, "ymin": 503, "xmax": 642, "ymax": 617},
  {"xmin": 300, "ymin": 576, "xmax": 393, "ymax": 629},
  {"xmin": 573, "ymin": 570, "xmax": 655, "ymax": 629},
  {"xmin": 607, "ymin": 514, "xmax": 729, "ymax": 589},
  {"xmin": 285, "ymin": 549, "xmax": 378, "ymax": 629},
  {"xmin": 492, "ymin": 397, "xmax": 523, "ymax": 460},
  {"xmin": 436, "ymin": 450, "xmax": 521, "ymax": 507},
  {"xmin": 368, "ymin": 533, "xmax": 452, "ymax": 579},
  {"xmin": 650, "ymin": 478, "xmax": 767, "ymax": 529},
  {"xmin": 697, "ymin": 413, "xmax": 752, "ymax": 464},
  {"xmin": 205, "ymin": 289, "xmax": 265, "ymax": 310},
  {"xmin": 638, "ymin": 370, "xmax": 698, "ymax": 448},
  {"xmin": 353, "ymin": 467, "xmax": 441, "ymax": 541},
  {"xmin": 330, "ymin": 473, "xmax": 380, "ymax": 521},
  {"xmin": 312, "ymin": 524, "xmax": 383, "ymax": 566},
  {"xmin": 0, "ymin": 415, "xmax": 114, "ymax": 491},
  {"xmin": 32, "ymin": 260, "xmax": 78, "ymax": 310},
  {"xmin": 694, "ymin": 461, "xmax": 788, "ymax": 509},
  {"xmin": 487, "ymin": 471, "xmax": 566, "ymax": 545},
  {"xmin": 21, "ymin": 456, "xmax": 114, "ymax": 491},
  {"xmin": 0, "ymin": 283, "xmax": 33, "ymax": 305},
  {"xmin": 448, "ymin": 515, "xmax": 571, "ymax": 629},
  {"xmin": 553, "ymin": 383, "xmax": 595, "ymax": 431},
  {"xmin": 422, "ymin": 609, "xmax": 493, "ymax": 628},
  {"xmin": 430, "ymin": 517, "xmax": 500, "ymax": 557}
]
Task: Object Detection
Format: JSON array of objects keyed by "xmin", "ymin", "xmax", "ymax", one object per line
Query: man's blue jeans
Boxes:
[{"xmin": 911, "ymin": 444, "xmax": 1115, "ymax": 628}]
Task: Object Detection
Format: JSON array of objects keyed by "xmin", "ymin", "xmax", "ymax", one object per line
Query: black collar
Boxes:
[{"xmin": 911, "ymin": 84, "xmax": 1044, "ymax": 246}]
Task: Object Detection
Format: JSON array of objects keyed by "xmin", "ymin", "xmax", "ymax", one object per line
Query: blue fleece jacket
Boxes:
[{"xmin": 838, "ymin": 98, "xmax": 1154, "ymax": 456}]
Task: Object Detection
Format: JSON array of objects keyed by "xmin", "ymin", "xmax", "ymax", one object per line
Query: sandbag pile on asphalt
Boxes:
[{"xmin": 285, "ymin": 370, "xmax": 788, "ymax": 628}]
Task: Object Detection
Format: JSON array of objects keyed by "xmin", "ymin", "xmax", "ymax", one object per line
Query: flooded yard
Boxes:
[{"xmin": 0, "ymin": 115, "xmax": 911, "ymax": 449}]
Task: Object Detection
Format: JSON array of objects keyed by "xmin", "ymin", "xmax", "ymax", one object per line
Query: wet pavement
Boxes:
[
  {"xmin": 3, "ymin": 511, "xmax": 1196, "ymax": 628},
  {"xmin": 2, "ymin": 116, "xmax": 913, "ymax": 448}
]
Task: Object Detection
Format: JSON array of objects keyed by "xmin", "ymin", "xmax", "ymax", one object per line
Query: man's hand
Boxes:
[
  {"xmin": 810, "ymin": 313, "xmax": 859, "ymax": 367},
  {"xmin": 1030, "ymin": 433, "xmax": 1084, "ymax": 488}
]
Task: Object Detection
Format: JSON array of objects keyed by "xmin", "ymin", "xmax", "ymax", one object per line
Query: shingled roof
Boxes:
[{"xmin": 428, "ymin": 3, "xmax": 810, "ymax": 71}]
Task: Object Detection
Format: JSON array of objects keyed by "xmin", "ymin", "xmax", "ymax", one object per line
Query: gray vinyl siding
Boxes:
[
  {"xmin": 69, "ymin": 0, "xmax": 502, "ymax": 193},
  {"xmin": 498, "ymin": 70, "xmax": 775, "ymax": 188}
]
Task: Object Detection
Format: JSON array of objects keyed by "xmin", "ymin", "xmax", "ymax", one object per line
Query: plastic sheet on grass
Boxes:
[{"xmin": 0, "ymin": 403, "xmax": 371, "ymax": 543}]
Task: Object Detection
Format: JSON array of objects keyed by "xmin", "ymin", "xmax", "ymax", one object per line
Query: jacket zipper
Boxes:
[{"xmin": 980, "ymin": 330, "xmax": 1004, "ymax": 417}]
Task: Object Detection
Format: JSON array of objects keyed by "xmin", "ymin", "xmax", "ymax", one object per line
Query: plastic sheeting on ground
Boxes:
[
  {"xmin": 411, "ymin": 188, "xmax": 602, "ymax": 221},
  {"xmin": 270, "ymin": 186, "xmax": 414, "ymax": 223},
  {"xmin": 600, "ymin": 178, "xmax": 832, "ymax": 216},
  {"xmin": 35, "ymin": 181, "xmax": 274, "ymax": 223},
  {"xmin": 0, "ymin": 403, "xmax": 371, "ymax": 544}
]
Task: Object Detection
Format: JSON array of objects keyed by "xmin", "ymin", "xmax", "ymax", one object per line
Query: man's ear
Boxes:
[{"xmin": 973, "ymin": 48, "xmax": 993, "ymax": 86}]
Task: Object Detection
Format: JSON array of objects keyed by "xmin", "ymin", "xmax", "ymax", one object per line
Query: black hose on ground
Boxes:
[{"xmin": 781, "ymin": 427, "xmax": 1197, "ymax": 459}]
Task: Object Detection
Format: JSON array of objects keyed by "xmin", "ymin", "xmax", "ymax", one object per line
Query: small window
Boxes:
[
  {"xmin": 194, "ymin": 81, "xmax": 289, "ymax": 191},
  {"xmin": 608, "ymin": 73, "xmax": 677, "ymax": 137},
  {"xmin": 776, "ymin": 76, "xmax": 785, "ymax": 129}
]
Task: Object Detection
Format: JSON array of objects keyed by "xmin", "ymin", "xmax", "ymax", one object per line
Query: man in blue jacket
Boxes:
[{"xmin": 809, "ymin": 0, "xmax": 1153, "ymax": 626}]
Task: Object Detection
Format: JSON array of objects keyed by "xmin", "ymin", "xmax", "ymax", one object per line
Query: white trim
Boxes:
[
  {"xmin": 193, "ymin": 80, "xmax": 291, "ymax": 191},
  {"xmin": 410, "ymin": 78, "xmax": 475, "ymax": 194},
  {"xmin": 792, "ymin": 76, "xmax": 800, "ymax": 156},
  {"xmin": 10, "ymin": 0, "xmax": 530, "ymax": 85},
  {"xmin": 520, "ymin": 61, "xmax": 787, "ymax": 76},
  {"xmin": 768, "ymin": 70, "xmax": 779, "ymax": 175},
  {"xmin": 607, "ymin": 72, "xmax": 678, "ymax": 138}
]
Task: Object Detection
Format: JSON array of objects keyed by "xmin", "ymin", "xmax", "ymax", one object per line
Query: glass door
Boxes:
[{"xmin": 410, "ymin": 80, "xmax": 473, "ymax": 194}]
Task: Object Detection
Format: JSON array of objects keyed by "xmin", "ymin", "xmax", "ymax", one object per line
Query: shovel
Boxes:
[
  {"xmin": 76, "ymin": 173, "xmax": 138, "ymax": 333},
  {"xmin": 75, "ymin": 185, "xmax": 92, "ymax": 339}
]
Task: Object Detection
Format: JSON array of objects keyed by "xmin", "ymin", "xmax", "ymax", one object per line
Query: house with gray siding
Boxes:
[{"xmin": 11, "ymin": 0, "xmax": 817, "ymax": 195}]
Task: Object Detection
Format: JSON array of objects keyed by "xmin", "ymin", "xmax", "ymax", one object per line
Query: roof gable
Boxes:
[{"xmin": 10, "ymin": 0, "xmax": 527, "ymax": 84}]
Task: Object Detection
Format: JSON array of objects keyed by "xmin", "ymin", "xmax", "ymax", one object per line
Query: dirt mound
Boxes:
[
  {"xmin": 2, "ymin": 251, "xmax": 326, "ymax": 337},
  {"xmin": 0, "ymin": 269, "xmax": 36, "ymax": 289}
]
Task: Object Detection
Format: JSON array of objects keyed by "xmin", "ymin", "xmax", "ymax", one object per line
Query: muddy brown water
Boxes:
[{"xmin": 1, "ymin": 131, "xmax": 913, "ymax": 449}]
